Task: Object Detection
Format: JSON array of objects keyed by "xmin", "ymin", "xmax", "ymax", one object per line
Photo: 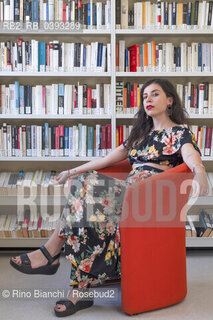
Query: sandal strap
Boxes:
[
  {"xmin": 55, "ymin": 300, "xmax": 75, "ymax": 308},
  {"xmin": 39, "ymin": 246, "xmax": 60, "ymax": 265},
  {"xmin": 20, "ymin": 253, "xmax": 31, "ymax": 266}
]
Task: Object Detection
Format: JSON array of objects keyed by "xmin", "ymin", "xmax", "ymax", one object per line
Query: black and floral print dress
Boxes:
[{"xmin": 59, "ymin": 125, "xmax": 200, "ymax": 288}]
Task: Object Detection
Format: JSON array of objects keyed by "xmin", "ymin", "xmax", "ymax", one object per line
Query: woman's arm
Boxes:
[
  {"xmin": 181, "ymin": 143, "xmax": 209, "ymax": 197},
  {"xmin": 55, "ymin": 144, "xmax": 129, "ymax": 184}
]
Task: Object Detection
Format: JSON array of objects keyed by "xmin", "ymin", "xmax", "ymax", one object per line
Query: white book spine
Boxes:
[
  {"xmin": 181, "ymin": 42, "xmax": 187, "ymax": 72},
  {"xmin": 53, "ymin": 40, "xmax": 59, "ymax": 72},
  {"xmin": 80, "ymin": 43, "xmax": 84, "ymax": 71},
  {"xmin": 35, "ymin": 85, "xmax": 42, "ymax": 114},
  {"xmin": 97, "ymin": 2, "xmax": 102, "ymax": 29},
  {"xmin": 78, "ymin": 84, "xmax": 83, "ymax": 115},
  {"xmin": 86, "ymin": 45, "xmax": 91, "ymax": 72},
  {"xmin": 107, "ymin": 43, "xmax": 111, "ymax": 72},
  {"xmin": 82, "ymin": 125, "xmax": 87, "ymax": 157},
  {"xmin": 73, "ymin": 126, "xmax": 79, "ymax": 156},
  {"xmin": 45, "ymin": 85, "xmax": 51, "ymax": 114},
  {"xmin": 102, "ymin": 45, "xmax": 106, "ymax": 72},
  {"xmin": 10, "ymin": 0, "xmax": 14, "ymax": 22},
  {"xmin": 49, "ymin": 0, "xmax": 54, "ymax": 21},
  {"xmin": 199, "ymin": 84, "xmax": 204, "ymax": 114},
  {"xmin": 106, "ymin": 0, "xmax": 111, "ymax": 29},
  {"xmin": 19, "ymin": 126, "xmax": 23, "ymax": 157},
  {"xmin": 119, "ymin": 40, "xmax": 125, "ymax": 72},
  {"xmin": 4, "ymin": 2, "xmax": 10, "ymax": 21},
  {"xmin": 137, "ymin": 3, "xmax": 142, "ymax": 29}
]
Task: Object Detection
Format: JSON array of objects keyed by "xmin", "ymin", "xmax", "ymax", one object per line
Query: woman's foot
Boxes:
[
  {"xmin": 11, "ymin": 245, "xmax": 60, "ymax": 269},
  {"xmin": 54, "ymin": 287, "xmax": 94, "ymax": 316}
]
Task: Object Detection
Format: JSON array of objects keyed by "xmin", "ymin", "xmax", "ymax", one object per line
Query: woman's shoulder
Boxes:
[{"xmin": 170, "ymin": 124, "xmax": 190, "ymax": 132}]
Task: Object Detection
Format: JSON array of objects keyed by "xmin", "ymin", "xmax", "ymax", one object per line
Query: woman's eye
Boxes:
[{"xmin": 153, "ymin": 93, "xmax": 158, "ymax": 97}]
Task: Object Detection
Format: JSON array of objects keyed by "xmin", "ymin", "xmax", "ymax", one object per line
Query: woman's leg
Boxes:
[{"xmin": 11, "ymin": 221, "xmax": 65, "ymax": 268}]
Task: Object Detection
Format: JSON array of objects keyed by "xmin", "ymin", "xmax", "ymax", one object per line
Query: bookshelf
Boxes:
[{"xmin": 0, "ymin": 0, "xmax": 213, "ymax": 248}]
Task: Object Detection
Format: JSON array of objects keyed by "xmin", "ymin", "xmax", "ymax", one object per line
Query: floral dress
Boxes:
[{"xmin": 58, "ymin": 125, "xmax": 200, "ymax": 288}]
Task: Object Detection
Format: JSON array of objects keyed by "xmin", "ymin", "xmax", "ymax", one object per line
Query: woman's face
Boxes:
[{"xmin": 142, "ymin": 83, "xmax": 173, "ymax": 118}]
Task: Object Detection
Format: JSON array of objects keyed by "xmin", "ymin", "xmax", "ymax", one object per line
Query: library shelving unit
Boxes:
[{"xmin": 0, "ymin": 0, "xmax": 213, "ymax": 248}]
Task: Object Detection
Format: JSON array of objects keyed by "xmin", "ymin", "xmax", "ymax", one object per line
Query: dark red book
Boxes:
[
  {"xmin": 87, "ymin": 87, "xmax": 92, "ymax": 111},
  {"xmin": 106, "ymin": 124, "xmax": 112, "ymax": 152},
  {"xmin": 63, "ymin": 3, "xmax": 66, "ymax": 22},
  {"xmin": 119, "ymin": 125, "xmax": 123, "ymax": 146},
  {"xmin": 204, "ymin": 127, "xmax": 213, "ymax": 156},
  {"xmin": 101, "ymin": 125, "xmax": 107, "ymax": 156},
  {"xmin": 128, "ymin": 45, "xmax": 138, "ymax": 72}
]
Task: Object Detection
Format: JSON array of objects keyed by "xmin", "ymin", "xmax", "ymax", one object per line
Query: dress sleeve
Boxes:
[{"xmin": 178, "ymin": 127, "xmax": 201, "ymax": 155}]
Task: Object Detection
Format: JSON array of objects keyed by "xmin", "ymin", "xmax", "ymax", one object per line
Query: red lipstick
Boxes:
[{"xmin": 146, "ymin": 105, "xmax": 154, "ymax": 110}]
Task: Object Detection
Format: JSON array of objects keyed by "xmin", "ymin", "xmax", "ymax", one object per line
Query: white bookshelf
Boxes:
[{"xmin": 0, "ymin": 0, "xmax": 213, "ymax": 248}]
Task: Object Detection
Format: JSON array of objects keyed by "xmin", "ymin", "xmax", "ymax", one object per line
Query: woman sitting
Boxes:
[{"xmin": 10, "ymin": 78, "xmax": 209, "ymax": 317}]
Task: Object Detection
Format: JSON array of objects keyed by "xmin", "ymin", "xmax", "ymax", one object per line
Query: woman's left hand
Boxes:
[
  {"xmin": 55, "ymin": 170, "xmax": 70, "ymax": 185},
  {"xmin": 191, "ymin": 171, "xmax": 209, "ymax": 198}
]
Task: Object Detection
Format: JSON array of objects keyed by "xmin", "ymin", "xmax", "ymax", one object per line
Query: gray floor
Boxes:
[{"xmin": 0, "ymin": 249, "xmax": 213, "ymax": 320}]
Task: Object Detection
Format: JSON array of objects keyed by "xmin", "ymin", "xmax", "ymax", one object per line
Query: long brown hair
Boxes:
[{"xmin": 125, "ymin": 78, "xmax": 189, "ymax": 150}]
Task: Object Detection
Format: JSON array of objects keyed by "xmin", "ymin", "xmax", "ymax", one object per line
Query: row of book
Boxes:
[
  {"xmin": 0, "ymin": 123, "xmax": 112, "ymax": 158},
  {"xmin": 186, "ymin": 211, "xmax": 213, "ymax": 237},
  {"xmin": 1, "ymin": 211, "xmax": 213, "ymax": 238},
  {"xmin": 0, "ymin": 215, "xmax": 58, "ymax": 238},
  {"xmin": 1, "ymin": 123, "xmax": 213, "ymax": 158},
  {"xmin": 0, "ymin": 82, "xmax": 111, "ymax": 115},
  {"xmin": 116, "ymin": 81, "xmax": 213, "ymax": 115},
  {"xmin": 0, "ymin": 39, "xmax": 111, "ymax": 72},
  {"xmin": 117, "ymin": 41, "xmax": 213, "ymax": 73},
  {"xmin": 0, "ymin": 0, "xmax": 111, "ymax": 29},
  {"xmin": 116, "ymin": 0, "xmax": 213, "ymax": 30},
  {"xmin": 191, "ymin": 125, "xmax": 213, "ymax": 156},
  {"xmin": 0, "ymin": 169, "xmax": 70, "ymax": 197}
]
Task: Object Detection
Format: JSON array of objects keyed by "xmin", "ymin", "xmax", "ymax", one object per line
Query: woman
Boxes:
[{"xmin": 10, "ymin": 79, "xmax": 209, "ymax": 317}]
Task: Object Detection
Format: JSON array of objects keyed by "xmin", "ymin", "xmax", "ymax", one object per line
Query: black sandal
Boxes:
[
  {"xmin": 54, "ymin": 299, "xmax": 94, "ymax": 317},
  {"xmin": 9, "ymin": 245, "xmax": 60, "ymax": 275}
]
